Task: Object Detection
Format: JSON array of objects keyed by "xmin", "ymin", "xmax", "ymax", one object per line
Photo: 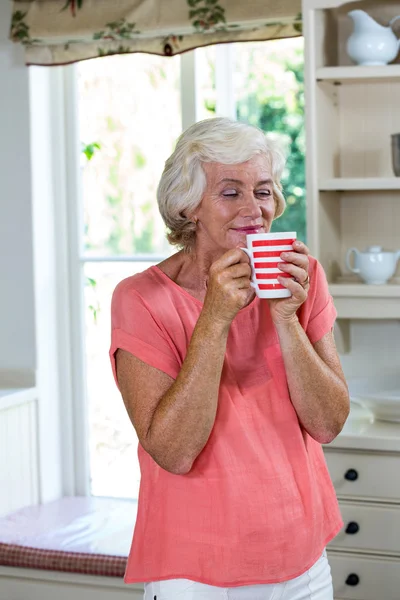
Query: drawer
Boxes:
[
  {"xmin": 324, "ymin": 450, "xmax": 400, "ymax": 501},
  {"xmin": 328, "ymin": 551, "xmax": 400, "ymax": 600},
  {"xmin": 330, "ymin": 501, "xmax": 400, "ymax": 555}
]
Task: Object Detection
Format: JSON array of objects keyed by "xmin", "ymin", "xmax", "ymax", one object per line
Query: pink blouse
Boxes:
[{"xmin": 109, "ymin": 255, "xmax": 343, "ymax": 587}]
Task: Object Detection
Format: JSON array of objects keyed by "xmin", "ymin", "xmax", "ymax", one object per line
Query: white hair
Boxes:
[{"xmin": 157, "ymin": 117, "xmax": 286, "ymax": 251}]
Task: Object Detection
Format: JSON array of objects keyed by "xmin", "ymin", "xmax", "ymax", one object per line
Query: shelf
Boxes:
[
  {"xmin": 330, "ymin": 284, "xmax": 400, "ymax": 297},
  {"xmin": 316, "ymin": 65, "xmax": 400, "ymax": 83},
  {"xmin": 319, "ymin": 178, "xmax": 400, "ymax": 191},
  {"xmin": 329, "ymin": 284, "xmax": 400, "ymax": 319}
]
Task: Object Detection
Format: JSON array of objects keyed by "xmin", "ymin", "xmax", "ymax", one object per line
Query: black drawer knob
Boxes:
[
  {"xmin": 344, "ymin": 468, "xmax": 358, "ymax": 481},
  {"xmin": 345, "ymin": 521, "xmax": 360, "ymax": 534},
  {"xmin": 346, "ymin": 573, "xmax": 360, "ymax": 586}
]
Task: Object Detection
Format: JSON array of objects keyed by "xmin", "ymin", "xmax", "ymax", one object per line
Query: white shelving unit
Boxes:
[
  {"xmin": 304, "ymin": 0, "xmax": 400, "ymax": 323},
  {"xmin": 316, "ymin": 64, "xmax": 400, "ymax": 82},
  {"xmin": 319, "ymin": 177, "xmax": 400, "ymax": 190},
  {"xmin": 304, "ymin": 1, "xmax": 400, "ymax": 597}
]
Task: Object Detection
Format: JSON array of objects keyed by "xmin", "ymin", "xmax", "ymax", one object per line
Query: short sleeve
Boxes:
[
  {"xmin": 297, "ymin": 257, "xmax": 337, "ymax": 345},
  {"xmin": 109, "ymin": 278, "xmax": 181, "ymax": 388}
]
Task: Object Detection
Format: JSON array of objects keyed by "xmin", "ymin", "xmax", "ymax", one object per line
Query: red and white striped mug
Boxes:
[{"xmin": 241, "ymin": 231, "xmax": 296, "ymax": 299}]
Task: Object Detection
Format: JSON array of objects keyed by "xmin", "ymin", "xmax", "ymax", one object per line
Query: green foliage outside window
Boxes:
[
  {"xmin": 236, "ymin": 43, "xmax": 306, "ymax": 243},
  {"xmin": 81, "ymin": 40, "xmax": 305, "ymax": 257}
]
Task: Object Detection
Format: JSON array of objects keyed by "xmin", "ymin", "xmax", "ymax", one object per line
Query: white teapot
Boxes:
[
  {"xmin": 347, "ymin": 10, "xmax": 400, "ymax": 66},
  {"xmin": 346, "ymin": 245, "xmax": 400, "ymax": 284}
]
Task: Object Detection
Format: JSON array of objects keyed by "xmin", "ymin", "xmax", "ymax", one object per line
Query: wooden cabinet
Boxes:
[
  {"xmin": 303, "ymin": 0, "xmax": 400, "ymax": 321},
  {"xmin": 324, "ymin": 449, "xmax": 400, "ymax": 501},
  {"xmin": 329, "ymin": 552, "xmax": 400, "ymax": 600},
  {"xmin": 330, "ymin": 501, "xmax": 400, "ymax": 555},
  {"xmin": 324, "ymin": 419, "xmax": 400, "ymax": 599}
]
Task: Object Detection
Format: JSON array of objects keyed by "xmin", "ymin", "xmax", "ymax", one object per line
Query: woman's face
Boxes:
[{"xmin": 193, "ymin": 154, "xmax": 276, "ymax": 256}]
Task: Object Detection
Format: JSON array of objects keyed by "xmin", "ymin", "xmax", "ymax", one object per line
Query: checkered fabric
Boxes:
[{"xmin": 0, "ymin": 543, "xmax": 127, "ymax": 577}]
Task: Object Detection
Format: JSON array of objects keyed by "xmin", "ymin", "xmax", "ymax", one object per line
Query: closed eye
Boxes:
[
  {"xmin": 222, "ymin": 190, "xmax": 238, "ymax": 197},
  {"xmin": 256, "ymin": 190, "xmax": 272, "ymax": 197}
]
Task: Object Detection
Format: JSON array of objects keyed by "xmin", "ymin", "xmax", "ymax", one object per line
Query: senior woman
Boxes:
[{"xmin": 110, "ymin": 117, "xmax": 349, "ymax": 600}]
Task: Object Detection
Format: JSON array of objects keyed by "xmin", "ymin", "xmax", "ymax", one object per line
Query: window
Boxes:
[{"xmin": 75, "ymin": 38, "xmax": 304, "ymax": 499}]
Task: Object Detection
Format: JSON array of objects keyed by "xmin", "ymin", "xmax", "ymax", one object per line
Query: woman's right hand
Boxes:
[{"xmin": 202, "ymin": 249, "xmax": 254, "ymax": 327}]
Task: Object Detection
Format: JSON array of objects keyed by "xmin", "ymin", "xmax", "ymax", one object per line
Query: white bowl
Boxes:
[{"xmin": 348, "ymin": 372, "xmax": 400, "ymax": 423}]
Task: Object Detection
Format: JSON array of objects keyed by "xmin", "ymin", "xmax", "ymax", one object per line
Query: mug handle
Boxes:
[
  {"xmin": 345, "ymin": 247, "xmax": 360, "ymax": 274},
  {"xmin": 240, "ymin": 247, "xmax": 257, "ymax": 289}
]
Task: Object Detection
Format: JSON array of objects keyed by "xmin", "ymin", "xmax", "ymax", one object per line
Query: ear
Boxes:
[{"xmin": 185, "ymin": 210, "xmax": 198, "ymax": 224}]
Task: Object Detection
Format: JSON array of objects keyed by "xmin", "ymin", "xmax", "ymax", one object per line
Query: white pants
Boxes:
[{"xmin": 144, "ymin": 549, "xmax": 333, "ymax": 599}]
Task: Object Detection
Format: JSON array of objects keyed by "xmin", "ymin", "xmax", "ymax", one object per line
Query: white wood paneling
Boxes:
[
  {"xmin": 339, "ymin": 81, "xmax": 400, "ymax": 179},
  {"xmin": 316, "ymin": 81, "xmax": 340, "ymax": 180},
  {"xmin": 318, "ymin": 191, "xmax": 342, "ymax": 282},
  {"xmin": 340, "ymin": 191, "xmax": 400, "ymax": 279},
  {"xmin": 316, "ymin": 189, "xmax": 400, "ymax": 285},
  {"xmin": 0, "ymin": 397, "xmax": 39, "ymax": 516}
]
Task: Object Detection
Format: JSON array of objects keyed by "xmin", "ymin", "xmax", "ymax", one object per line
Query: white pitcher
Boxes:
[
  {"xmin": 346, "ymin": 245, "xmax": 400, "ymax": 284},
  {"xmin": 347, "ymin": 10, "xmax": 400, "ymax": 66}
]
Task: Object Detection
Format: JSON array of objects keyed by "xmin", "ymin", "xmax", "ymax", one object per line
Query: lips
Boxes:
[{"xmin": 234, "ymin": 226, "xmax": 263, "ymax": 233}]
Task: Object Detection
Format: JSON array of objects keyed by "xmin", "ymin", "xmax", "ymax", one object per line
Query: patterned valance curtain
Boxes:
[{"xmin": 10, "ymin": 0, "xmax": 302, "ymax": 66}]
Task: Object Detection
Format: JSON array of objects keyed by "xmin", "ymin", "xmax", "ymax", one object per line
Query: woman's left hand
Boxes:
[{"xmin": 268, "ymin": 240, "xmax": 310, "ymax": 324}]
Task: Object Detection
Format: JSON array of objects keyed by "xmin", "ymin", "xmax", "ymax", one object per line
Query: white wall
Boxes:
[
  {"xmin": 341, "ymin": 321, "xmax": 400, "ymax": 380},
  {"xmin": 29, "ymin": 66, "xmax": 64, "ymax": 501},
  {"xmin": 0, "ymin": 4, "xmax": 63, "ymax": 503},
  {"xmin": 0, "ymin": 1, "xmax": 36, "ymax": 373}
]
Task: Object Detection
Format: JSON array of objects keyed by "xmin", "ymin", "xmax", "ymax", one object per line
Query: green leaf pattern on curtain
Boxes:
[
  {"xmin": 188, "ymin": 0, "xmax": 226, "ymax": 32},
  {"xmin": 9, "ymin": 0, "xmax": 302, "ymax": 66},
  {"xmin": 93, "ymin": 20, "xmax": 141, "ymax": 42},
  {"xmin": 10, "ymin": 11, "xmax": 41, "ymax": 45},
  {"xmin": 62, "ymin": 0, "xmax": 84, "ymax": 17}
]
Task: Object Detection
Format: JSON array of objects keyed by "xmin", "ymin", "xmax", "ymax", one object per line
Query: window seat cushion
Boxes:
[{"xmin": 0, "ymin": 496, "xmax": 137, "ymax": 577}]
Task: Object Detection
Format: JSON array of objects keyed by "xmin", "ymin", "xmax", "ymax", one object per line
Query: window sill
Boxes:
[{"xmin": 0, "ymin": 496, "xmax": 138, "ymax": 579}]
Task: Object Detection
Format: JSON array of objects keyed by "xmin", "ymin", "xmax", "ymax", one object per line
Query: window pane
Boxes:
[
  {"xmin": 234, "ymin": 38, "xmax": 306, "ymax": 242},
  {"xmin": 84, "ymin": 261, "xmax": 156, "ymax": 499},
  {"xmin": 196, "ymin": 45, "xmax": 217, "ymax": 120},
  {"xmin": 78, "ymin": 54, "xmax": 182, "ymax": 257}
]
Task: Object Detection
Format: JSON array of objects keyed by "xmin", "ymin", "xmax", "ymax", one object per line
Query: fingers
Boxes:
[
  {"xmin": 277, "ymin": 274, "xmax": 308, "ymax": 299},
  {"xmin": 235, "ymin": 275, "xmax": 253, "ymax": 289},
  {"xmin": 209, "ymin": 256, "xmax": 251, "ymax": 278},
  {"xmin": 277, "ymin": 239, "xmax": 310, "ymax": 295},
  {"xmin": 228, "ymin": 262, "xmax": 252, "ymax": 280},
  {"xmin": 213, "ymin": 248, "xmax": 250, "ymax": 271},
  {"xmin": 280, "ymin": 251, "xmax": 308, "ymax": 270},
  {"xmin": 203, "ymin": 251, "xmax": 254, "ymax": 324},
  {"xmin": 278, "ymin": 262, "xmax": 309, "ymax": 287},
  {"xmin": 279, "ymin": 240, "xmax": 310, "ymax": 285},
  {"xmin": 293, "ymin": 240, "xmax": 309, "ymax": 255},
  {"xmin": 280, "ymin": 240, "xmax": 309, "ymax": 263}
]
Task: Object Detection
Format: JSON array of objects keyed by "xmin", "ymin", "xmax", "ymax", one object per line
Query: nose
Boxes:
[{"xmin": 240, "ymin": 192, "xmax": 262, "ymax": 220}]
